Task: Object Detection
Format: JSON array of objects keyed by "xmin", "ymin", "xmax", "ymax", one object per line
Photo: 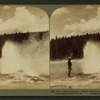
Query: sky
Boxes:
[
  {"xmin": 0, "ymin": 5, "xmax": 49, "ymax": 34},
  {"xmin": 50, "ymin": 5, "xmax": 100, "ymax": 38}
]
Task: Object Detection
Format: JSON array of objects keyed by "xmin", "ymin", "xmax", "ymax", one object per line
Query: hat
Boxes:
[{"xmin": 68, "ymin": 57, "xmax": 71, "ymax": 60}]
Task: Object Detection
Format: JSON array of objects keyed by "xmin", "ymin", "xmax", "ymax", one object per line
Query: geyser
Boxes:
[
  {"xmin": 1, "ymin": 41, "xmax": 20, "ymax": 74},
  {"xmin": 0, "ymin": 33, "xmax": 49, "ymax": 76},
  {"xmin": 83, "ymin": 41, "xmax": 100, "ymax": 74}
]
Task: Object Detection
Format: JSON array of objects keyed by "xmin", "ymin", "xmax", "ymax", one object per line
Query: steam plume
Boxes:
[
  {"xmin": 0, "ymin": 32, "xmax": 49, "ymax": 76},
  {"xmin": 83, "ymin": 41, "xmax": 100, "ymax": 74}
]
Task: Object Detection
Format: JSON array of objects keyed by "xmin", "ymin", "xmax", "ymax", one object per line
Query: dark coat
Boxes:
[{"xmin": 68, "ymin": 60, "xmax": 72, "ymax": 67}]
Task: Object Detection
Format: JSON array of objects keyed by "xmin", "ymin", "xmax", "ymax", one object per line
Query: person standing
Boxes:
[{"xmin": 68, "ymin": 57, "xmax": 72, "ymax": 77}]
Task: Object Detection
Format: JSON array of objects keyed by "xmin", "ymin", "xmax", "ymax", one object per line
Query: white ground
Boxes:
[
  {"xmin": 50, "ymin": 60, "xmax": 100, "ymax": 89},
  {"xmin": 0, "ymin": 70, "xmax": 49, "ymax": 89}
]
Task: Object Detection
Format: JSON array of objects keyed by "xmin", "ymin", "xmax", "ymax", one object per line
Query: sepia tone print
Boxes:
[
  {"xmin": 0, "ymin": 5, "xmax": 49, "ymax": 89},
  {"xmin": 50, "ymin": 5, "xmax": 100, "ymax": 89}
]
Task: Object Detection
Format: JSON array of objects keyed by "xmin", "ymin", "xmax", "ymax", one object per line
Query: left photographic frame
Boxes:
[{"xmin": 0, "ymin": 5, "xmax": 49, "ymax": 89}]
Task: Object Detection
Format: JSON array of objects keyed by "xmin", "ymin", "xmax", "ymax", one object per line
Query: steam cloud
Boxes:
[
  {"xmin": 0, "ymin": 6, "xmax": 49, "ymax": 34},
  {"xmin": 0, "ymin": 33, "xmax": 49, "ymax": 76},
  {"xmin": 83, "ymin": 41, "xmax": 100, "ymax": 74}
]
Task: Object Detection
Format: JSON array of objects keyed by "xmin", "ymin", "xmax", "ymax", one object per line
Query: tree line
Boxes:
[
  {"xmin": 50, "ymin": 33, "xmax": 100, "ymax": 60},
  {"xmin": 0, "ymin": 31, "xmax": 47, "ymax": 58}
]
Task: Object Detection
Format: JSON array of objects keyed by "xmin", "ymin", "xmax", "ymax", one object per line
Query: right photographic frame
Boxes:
[{"xmin": 50, "ymin": 5, "xmax": 100, "ymax": 89}]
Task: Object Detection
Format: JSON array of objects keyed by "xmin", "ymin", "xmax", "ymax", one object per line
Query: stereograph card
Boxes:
[{"xmin": 0, "ymin": 0, "xmax": 100, "ymax": 97}]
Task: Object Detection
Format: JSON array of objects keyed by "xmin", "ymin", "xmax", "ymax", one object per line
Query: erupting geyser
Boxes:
[
  {"xmin": 0, "ymin": 32, "xmax": 49, "ymax": 76},
  {"xmin": 83, "ymin": 41, "xmax": 100, "ymax": 74},
  {"xmin": 1, "ymin": 41, "xmax": 20, "ymax": 74}
]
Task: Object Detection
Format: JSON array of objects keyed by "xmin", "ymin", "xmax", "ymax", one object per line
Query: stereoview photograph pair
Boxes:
[{"xmin": 0, "ymin": 5, "xmax": 99, "ymax": 91}]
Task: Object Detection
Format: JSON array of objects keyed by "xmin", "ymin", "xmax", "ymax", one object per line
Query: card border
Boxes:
[{"xmin": 0, "ymin": 0, "xmax": 100, "ymax": 98}]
